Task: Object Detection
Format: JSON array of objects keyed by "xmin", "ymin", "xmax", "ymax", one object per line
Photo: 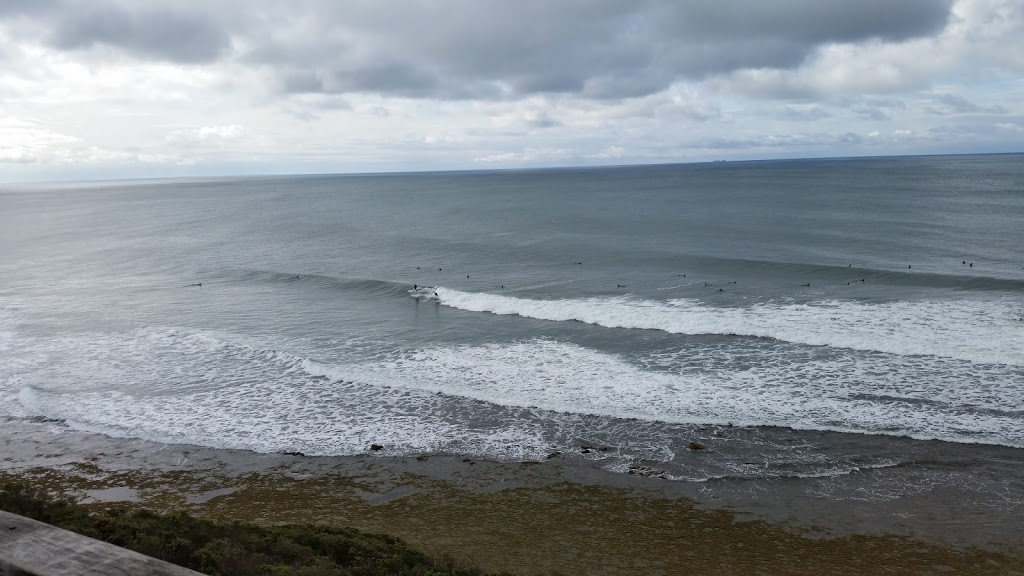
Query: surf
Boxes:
[{"xmin": 432, "ymin": 288, "xmax": 1024, "ymax": 366}]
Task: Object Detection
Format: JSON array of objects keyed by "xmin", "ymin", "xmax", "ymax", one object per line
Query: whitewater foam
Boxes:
[
  {"xmin": 6, "ymin": 323, "xmax": 1024, "ymax": 472},
  {"xmin": 433, "ymin": 289, "xmax": 1024, "ymax": 366}
]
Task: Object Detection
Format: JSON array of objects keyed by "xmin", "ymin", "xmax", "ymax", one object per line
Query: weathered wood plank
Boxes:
[{"xmin": 0, "ymin": 510, "xmax": 203, "ymax": 576}]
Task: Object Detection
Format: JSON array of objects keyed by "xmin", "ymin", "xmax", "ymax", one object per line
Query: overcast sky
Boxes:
[{"xmin": 1, "ymin": 0, "xmax": 1022, "ymax": 181}]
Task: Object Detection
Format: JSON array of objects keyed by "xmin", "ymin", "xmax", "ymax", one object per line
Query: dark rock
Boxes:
[
  {"xmin": 627, "ymin": 465, "xmax": 668, "ymax": 479},
  {"xmin": 416, "ymin": 455, "xmax": 429, "ymax": 461},
  {"xmin": 281, "ymin": 451, "xmax": 305, "ymax": 457},
  {"xmin": 546, "ymin": 451, "xmax": 561, "ymax": 460},
  {"xmin": 689, "ymin": 441, "xmax": 707, "ymax": 451},
  {"xmin": 370, "ymin": 444, "xmax": 384, "ymax": 451}
]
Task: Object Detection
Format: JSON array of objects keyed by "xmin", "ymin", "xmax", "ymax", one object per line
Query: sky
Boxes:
[{"xmin": 1, "ymin": 0, "xmax": 1022, "ymax": 182}]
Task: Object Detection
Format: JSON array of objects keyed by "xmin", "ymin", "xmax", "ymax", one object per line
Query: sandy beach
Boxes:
[{"xmin": 4, "ymin": 418, "xmax": 1023, "ymax": 576}]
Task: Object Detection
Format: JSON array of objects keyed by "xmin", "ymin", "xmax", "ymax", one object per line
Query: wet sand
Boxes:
[{"xmin": 4, "ymin": 418, "xmax": 1024, "ymax": 575}]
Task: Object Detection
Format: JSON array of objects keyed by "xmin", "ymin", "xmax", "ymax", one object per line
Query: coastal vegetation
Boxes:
[
  {"xmin": 0, "ymin": 480, "xmax": 501, "ymax": 576},
  {"xmin": 4, "ymin": 462, "xmax": 1024, "ymax": 575}
]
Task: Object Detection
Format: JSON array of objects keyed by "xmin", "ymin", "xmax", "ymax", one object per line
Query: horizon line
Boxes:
[{"xmin": 3, "ymin": 150, "xmax": 1022, "ymax": 188}]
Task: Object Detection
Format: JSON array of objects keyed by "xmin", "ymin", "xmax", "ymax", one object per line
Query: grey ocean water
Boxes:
[{"xmin": 2, "ymin": 155, "xmax": 1024, "ymax": 532}]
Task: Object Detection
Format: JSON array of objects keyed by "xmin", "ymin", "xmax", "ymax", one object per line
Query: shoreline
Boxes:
[{"xmin": 4, "ymin": 419, "xmax": 1024, "ymax": 575}]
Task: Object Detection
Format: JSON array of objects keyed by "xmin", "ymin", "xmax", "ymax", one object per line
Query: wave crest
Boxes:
[{"xmin": 433, "ymin": 289, "xmax": 1024, "ymax": 365}]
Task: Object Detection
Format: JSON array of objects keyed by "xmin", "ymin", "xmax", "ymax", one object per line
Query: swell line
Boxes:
[{"xmin": 433, "ymin": 288, "xmax": 1024, "ymax": 365}]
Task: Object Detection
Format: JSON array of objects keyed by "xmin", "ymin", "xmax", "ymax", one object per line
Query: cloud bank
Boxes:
[{"xmin": 0, "ymin": 0, "xmax": 1021, "ymax": 180}]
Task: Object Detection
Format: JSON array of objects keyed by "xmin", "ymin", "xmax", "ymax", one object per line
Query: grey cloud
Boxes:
[
  {"xmin": 279, "ymin": 0, "xmax": 951, "ymax": 99},
  {"xmin": 781, "ymin": 105, "xmax": 831, "ymax": 121},
  {"xmin": 526, "ymin": 113, "xmax": 560, "ymax": 129},
  {"xmin": 3, "ymin": 0, "xmax": 955, "ymax": 98},
  {"xmin": 50, "ymin": 5, "xmax": 229, "ymax": 63},
  {"xmin": 856, "ymin": 107, "xmax": 892, "ymax": 121},
  {"xmin": 648, "ymin": 1, "xmax": 950, "ymax": 44},
  {"xmin": 322, "ymin": 61, "xmax": 441, "ymax": 97},
  {"xmin": 926, "ymin": 93, "xmax": 1008, "ymax": 115},
  {"xmin": 704, "ymin": 130, "xmax": 867, "ymax": 150},
  {"xmin": 825, "ymin": 97, "xmax": 906, "ymax": 121},
  {"xmin": 2, "ymin": 1, "xmax": 231, "ymax": 63},
  {"xmin": 0, "ymin": 0, "xmax": 62, "ymax": 15},
  {"xmin": 282, "ymin": 72, "xmax": 325, "ymax": 94}
]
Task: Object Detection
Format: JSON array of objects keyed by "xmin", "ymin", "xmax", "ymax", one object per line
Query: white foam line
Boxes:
[{"xmin": 433, "ymin": 288, "xmax": 1024, "ymax": 366}]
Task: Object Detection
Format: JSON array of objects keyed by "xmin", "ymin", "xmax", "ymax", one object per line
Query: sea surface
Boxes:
[{"xmin": 2, "ymin": 154, "xmax": 1024, "ymax": 536}]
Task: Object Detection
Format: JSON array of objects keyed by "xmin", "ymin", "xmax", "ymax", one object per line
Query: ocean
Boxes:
[{"xmin": 2, "ymin": 154, "xmax": 1024, "ymax": 537}]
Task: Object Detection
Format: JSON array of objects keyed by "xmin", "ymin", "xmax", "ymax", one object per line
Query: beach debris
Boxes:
[
  {"xmin": 416, "ymin": 455, "xmax": 429, "ymax": 461},
  {"xmin": 545, "ymin": 451, "xmax": 561, "ymax": 460},
  {"xmin": 462, "ymin": 458, "xmax": 475, "ymax": 465},
  {"xmin": 370, "ymin": 443, "xmax": 384, "ymax": 452},
  {"xmin": 28, "ymin": 416, "xmax": 66, "ymax": 425},
  {"xmin": 281, "ymin": 451, "xmax": 305, "ymax": 457},
  {"xmin": 689, "ymin": 441, "xmax": 707, "ymax": 451},
  {"xmin": 627, "ymin": 465, "xmax": 668, "ymax": 479}
]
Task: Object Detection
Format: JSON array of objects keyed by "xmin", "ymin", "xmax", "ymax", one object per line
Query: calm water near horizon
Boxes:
[{"xmin": 2, "ymin": 154, "xmax": 1024, "ymax": 540}]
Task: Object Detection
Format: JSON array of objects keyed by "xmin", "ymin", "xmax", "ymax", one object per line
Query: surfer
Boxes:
[
  {"xmin": 413, "ymin": 284, "xmax": 418, "ymax": 290},
  {"xmin": 802, "ymin": 283, "xmax": 810, "ymax": 287},
  {"xmin": 433, "ymin": 292, "xmax": 438, "ymax": 298}
]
